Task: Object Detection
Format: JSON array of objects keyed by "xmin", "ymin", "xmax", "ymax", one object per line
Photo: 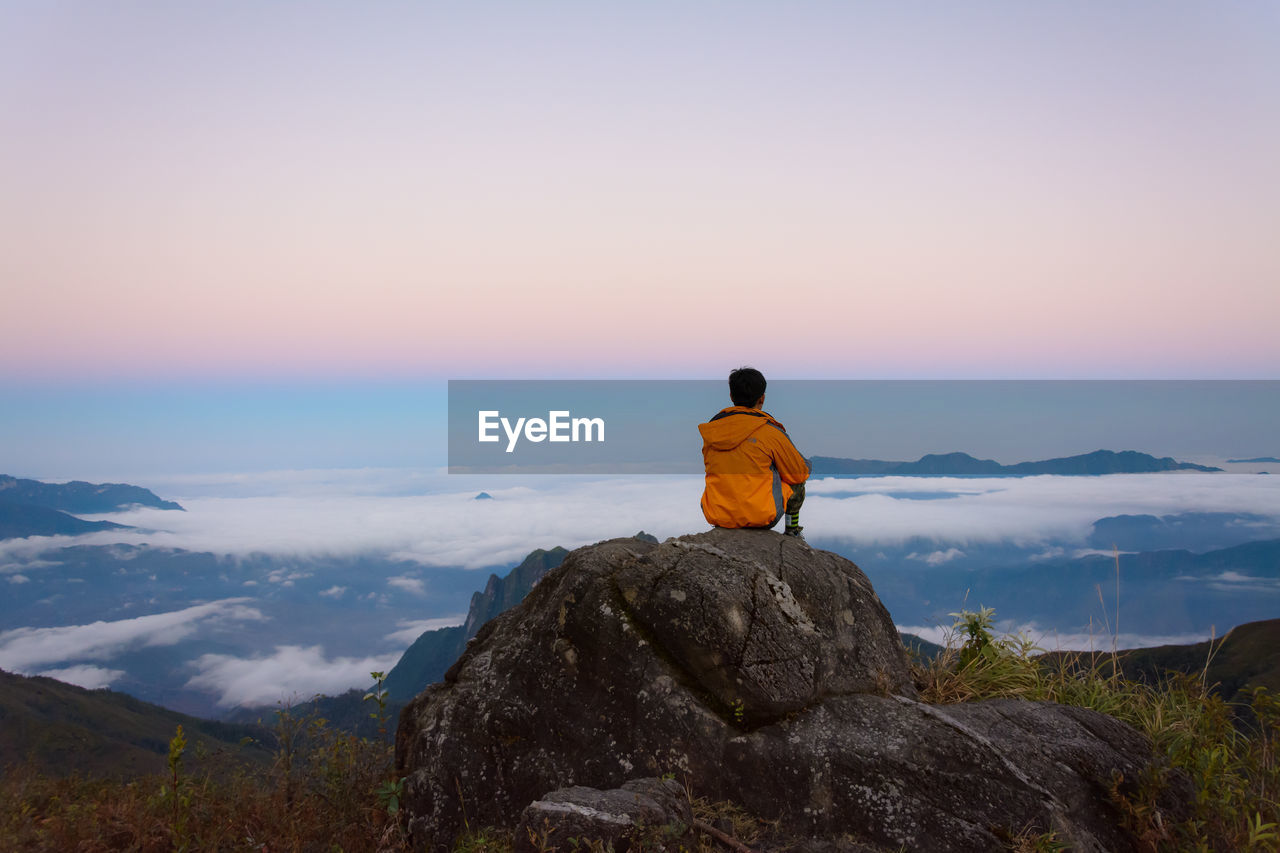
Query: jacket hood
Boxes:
[{"xmin": 698, "ymin": 407, "xmax": 782, "ymax": 452}]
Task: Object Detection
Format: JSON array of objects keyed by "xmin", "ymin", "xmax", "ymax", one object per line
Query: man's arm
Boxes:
[{"xmin": 767, "ymin": 425, "xmax": 810, "ymax": 485}]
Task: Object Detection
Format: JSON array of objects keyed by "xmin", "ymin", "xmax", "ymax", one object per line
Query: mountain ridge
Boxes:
[
  {"xmin": 1115, "ymin": 618, "xmax": 1280, "ymax": 707},
  {"xmin": 0, "ymin": 474, "xmax": 184, "ymax": 513},
  {"xmin": 810, "ymin": 449, "xmax": 1221, "ymax": 477},
  {"xmin": 0, "ymin": 501, "xmax": 133, "ymax": 539},
  {"xmin": 0, "ymin": 474, "xmax": 182, "ymax": 540}
]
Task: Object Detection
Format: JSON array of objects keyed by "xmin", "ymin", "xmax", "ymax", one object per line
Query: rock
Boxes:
[
  {"xmin": 396, "ymin": 528, "xmax": 1184, "ymax": 852},
  {"xmin": 384, "ymin": 546, "xmax": 569, "ymax": 703},
  {"xmin": 613, "ymin": 530, "xmax": 914, "ymax": 725},
  {"xmin": 723, "ymin": 695, "xmax": 1176, "ymax": 851},
  {"xmin": 514, "ymin": 777, "xmax": 690, "ymax": 853}
]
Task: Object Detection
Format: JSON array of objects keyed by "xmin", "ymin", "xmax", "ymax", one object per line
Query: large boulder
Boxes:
[{"xmin": 396, "ymin": 529, "xmax": 1180, "ymax": 851}]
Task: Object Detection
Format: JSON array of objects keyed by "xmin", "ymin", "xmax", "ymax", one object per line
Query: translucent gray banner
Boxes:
[{"xmin": 447, "ymin": 380, "xmax": 1279, "ymax": 474}]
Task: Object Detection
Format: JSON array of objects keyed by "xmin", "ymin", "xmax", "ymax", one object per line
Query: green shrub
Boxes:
[{"xmin": 918, "ymin": 608, "xmax": 1280, "ymax": 851}]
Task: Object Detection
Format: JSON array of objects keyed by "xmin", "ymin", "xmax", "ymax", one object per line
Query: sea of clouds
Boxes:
[
  {"xmin": 8, "ymin": 469, "xmax": 1280, "ymax": 568},
  {"xmin": 2, "ymin": 469, "xmax": 1278, "ymax": 707}
]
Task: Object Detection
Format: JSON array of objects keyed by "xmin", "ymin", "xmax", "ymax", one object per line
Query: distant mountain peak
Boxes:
[{"xmin": 809, "ymin": 449, "xmax": 1221, "ymax": 477}]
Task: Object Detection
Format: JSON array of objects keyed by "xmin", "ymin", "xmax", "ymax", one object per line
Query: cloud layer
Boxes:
[
  {"xmin": 34, "ymin": 664, "xmax": 126, "ymax": 690},
  {"xmin": 186, "ymin": 645, "xmax": 403, "ymax": 708},
  {"xmin": 11, "ymin": 471, "xmax": 1272, "ymax": 572},
  {"xmin": 383, "ymin": 616, "xmax": 465, "ymax": 646},
  {"xmin": 0, "ymin": 599, "xmax": 263, "ymax": 672},
  {"xmin": 5, "ymin": 469, "xmax": 1277, "ymax": 707}
]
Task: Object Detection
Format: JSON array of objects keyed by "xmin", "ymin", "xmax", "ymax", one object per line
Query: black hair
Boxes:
[{"xmin": 728, "ymin": 367, "xmax": 766, "ymax": 407}]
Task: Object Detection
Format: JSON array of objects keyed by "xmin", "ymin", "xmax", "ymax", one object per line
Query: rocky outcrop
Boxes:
[
  {"xmin": 397, "ymin": 529, "xmax": 1183, "ymax": 851},
  {"xmin": 384, "ymin": 546, "xmax": 569, "ymax": 704},
  {"xmin": 515, "ymin": 777, "xmax": 690, "ymax": 853},
  {"xmin": 461, "ymin": 546, "xmax": 570, "ymax": 638}
]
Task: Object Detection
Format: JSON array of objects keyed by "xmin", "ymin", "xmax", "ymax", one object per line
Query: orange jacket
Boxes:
[{"xmin": 699, "ymin": 406, "xmax": 809, "ymax": 528}]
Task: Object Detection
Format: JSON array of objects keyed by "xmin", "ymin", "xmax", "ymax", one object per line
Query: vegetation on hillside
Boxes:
[
  {"xmin": 4, "ymin": 618, "xmax": 1279, "ymax": 851},
  {"xmin": 1115, "ymin": 618, "xmax": 1280, "ymax": 708},
  {"xmin": 915, "ymin": 606, "xmax": 1280, "ymax": 851},
  {"xmin": 0, "ymin": 669, "xmax": 270, "ymax": 779},
  {"xmin": 1, "ymin": 673, "xmax": 407, "ymax": 852}
]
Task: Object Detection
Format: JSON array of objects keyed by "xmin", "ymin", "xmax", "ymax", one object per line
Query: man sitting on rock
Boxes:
[{"xmin": 699, "ymin": 367, "xmax": 810, "ymax": 538}]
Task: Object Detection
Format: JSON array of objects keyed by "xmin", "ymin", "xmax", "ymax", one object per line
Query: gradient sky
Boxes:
[{"xmin": 3, "ymin": 1, "xmax": 1278, "ymax": 383}]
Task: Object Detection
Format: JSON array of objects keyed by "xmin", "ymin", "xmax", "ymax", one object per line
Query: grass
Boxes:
[
  {"xmin": 914, "ymin": 607, "xmax": 1280, "ymax": 851},
  {"xmin": 1, "ymin": 679, "xmax": 409, "ymax": 852},
  {"xmin": 5, "ymin": 620, "xmax": 1280, "ymax": 852}
]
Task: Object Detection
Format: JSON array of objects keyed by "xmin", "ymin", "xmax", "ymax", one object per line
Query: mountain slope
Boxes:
[
  {"xmin": 0, "ymin": 668, "xmax": 268, "ymax": 778},
  {"xmin": 0, "ymin": 501, "xmax": 132, "ymax": 539},
  {"xmin": 0, "ymin": 474, "xmax": 184, "ymax": 513},
  {"xmin": 1117, "ymin": 618, "xmax": 1280, "ymax": 706}
]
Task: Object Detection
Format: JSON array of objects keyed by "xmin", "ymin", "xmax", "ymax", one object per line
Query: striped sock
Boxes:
[{"xmin": 786, "ymin": 512, "xmax": 800, "ymax": 528}]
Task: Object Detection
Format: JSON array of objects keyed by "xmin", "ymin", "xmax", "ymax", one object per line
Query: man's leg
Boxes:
[{"xmin": 784, "ymin": 481, "xmax": 805, "ymax": 535}]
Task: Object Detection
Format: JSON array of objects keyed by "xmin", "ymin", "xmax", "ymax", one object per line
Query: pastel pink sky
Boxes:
[{"xmin": 2, "ymin": 2, "xmax": 1277, "ymax": 381}]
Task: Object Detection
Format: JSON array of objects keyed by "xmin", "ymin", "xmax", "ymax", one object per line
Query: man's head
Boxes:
[{"xmin": 728, "ymin": 367, "xmax": 766, "ymax": 408}]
